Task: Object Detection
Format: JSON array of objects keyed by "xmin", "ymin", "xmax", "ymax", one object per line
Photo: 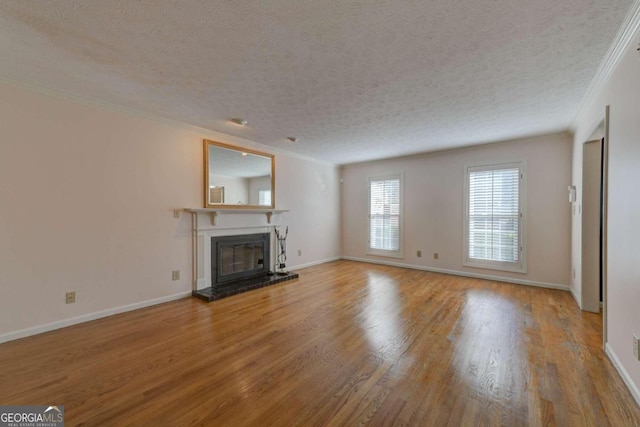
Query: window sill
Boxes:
[
  {"xmin": 367, "ymin": 250, "xmax": 404, "ymax": 259},
  {"xmin": 463, "ymin": 260, "xmax": 526, "ymax": 274}
]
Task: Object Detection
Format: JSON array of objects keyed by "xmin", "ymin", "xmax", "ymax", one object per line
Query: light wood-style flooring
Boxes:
[{"xmin": 1, "ymin": 261, "xmax": 639, "ymax": 426}]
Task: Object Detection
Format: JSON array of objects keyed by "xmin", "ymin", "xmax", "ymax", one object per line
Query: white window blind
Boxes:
[
  {"xmin": 369, "ymin": 175, "xmax": 402, "ymax": 256},
  {"xmin": 466, "ymin": 163, "xmax": 524, "ymax": 272},
  {"xmin": 258, "ymin": 190, "xmax": 271, "ymax": 206}
]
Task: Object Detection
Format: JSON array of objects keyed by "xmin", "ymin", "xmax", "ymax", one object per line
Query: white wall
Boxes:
[
  {"xmin": 572, "ymin": 26, "xmax": 640, "ymax": 401},
  {"xmin": 277, "ymin": 154, "xmax": 341, "ymax": 266},
  {"xmin": 248, "ymin": 175, "xmax": 272, "ymax": 205},
  {"xmin": 341, "ymin": 132, "xmax": 572, "ymax": 288},
  {"xmin": 211, "ymin": 175, "xmax": 249, "ymax": 204},
  {"xmin": 0, "ymin": 82, "xmax": 341, "ymax": 339}
]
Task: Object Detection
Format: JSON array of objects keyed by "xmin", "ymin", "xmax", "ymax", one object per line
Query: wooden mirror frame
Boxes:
[{"xmin": 203, "ymin": 139, "xmax": 275, "ymax": 209}]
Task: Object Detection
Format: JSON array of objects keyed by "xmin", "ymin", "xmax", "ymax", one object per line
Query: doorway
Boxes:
[
  {"xmin": 581, "ymin": 138, "xmax": 603, "ymax": 312},
  {"xmin": 580, "ymin": 106, "xmax": 609, "ymax": 346}
]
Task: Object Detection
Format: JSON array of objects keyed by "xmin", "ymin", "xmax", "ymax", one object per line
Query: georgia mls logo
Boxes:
[
  {"xmin": 0, "ymin": 405, "xmax": 64, "ymax": 426},
  {"xmin": 44, "ymin": 406, "xmax": 62, "ymax": 415}
]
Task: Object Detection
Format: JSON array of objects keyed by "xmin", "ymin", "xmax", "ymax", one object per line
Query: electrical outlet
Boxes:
[
  {"xmin": 297, "ymin": 249, "xmax": 302, "ymax": 256},
  {"xmin": 173, "ymin": 209, "xmax": 182, "ymax": 219},
  {"xmin": 65, "ymin": 291, "xmax": 76, "ymax": 304},
  {"xmin": 416, "ymin": 250, "xmax": 422, "ymax": 257},
  {"xmin": 434, "ymin": 252, "xmax": 439, "ymax": 260},
  {"xmin": 634, "ymin": 334, "xmax": 639, "ymax": 361},
  {"xmin": 172, "ymin": 270, "xmax": 180, "ymax": 281}
]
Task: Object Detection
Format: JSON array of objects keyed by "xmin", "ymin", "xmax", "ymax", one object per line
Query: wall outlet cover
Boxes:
[
  {"xmin": 65, "ymin": 291, "xmax": 76, "ymax": 304},
  {"xmin": 172, "ymin": 270, "xmax": 180, "ymax": 281}
]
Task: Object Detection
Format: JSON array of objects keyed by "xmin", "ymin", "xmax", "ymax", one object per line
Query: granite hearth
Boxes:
[
  {"xmin": 193, "ymin": 271, "xmax": 299, "ymax": 302},
  {"xmin": 192, "ymin": 231, "xmax": 299, "ymax": 302}
]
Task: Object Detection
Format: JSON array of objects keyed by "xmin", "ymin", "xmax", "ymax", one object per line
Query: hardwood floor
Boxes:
[{"xmin": 1, "ymin": 260, "xmax": 639, "ymax": 426}]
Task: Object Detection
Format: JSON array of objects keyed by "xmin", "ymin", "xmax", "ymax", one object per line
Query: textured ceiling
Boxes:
[{"xmin": 0, "ymin": 1, "xmax": 633, "ymax": 164}]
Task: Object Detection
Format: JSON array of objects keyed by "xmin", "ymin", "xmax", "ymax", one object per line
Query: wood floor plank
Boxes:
[{"xmin": 1, "ymin": 260, "xmax": 639, "ymax": 426}]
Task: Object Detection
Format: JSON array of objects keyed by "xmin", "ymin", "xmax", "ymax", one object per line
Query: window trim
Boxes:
[
  {"xmin": 367, "ymin": 173, "xmax": 404, "ymax": 258},
  {"xmin": 463, "ymin": 161, "xmax": 527, "ymax": 273}
]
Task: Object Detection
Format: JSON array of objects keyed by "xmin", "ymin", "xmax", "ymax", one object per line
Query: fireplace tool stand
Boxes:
[{"xmin": 275, "ymin": 226, "xmax": 289, "ymax": 275}]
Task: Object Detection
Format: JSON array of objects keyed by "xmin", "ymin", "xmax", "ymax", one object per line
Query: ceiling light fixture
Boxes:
[
  {"xmin": 230, "ymin": 118, "xmax": 247, "ymax": 126},
  {"xmin": 286, "ymin": 137, "xmax": 298, "ymax": 143}
]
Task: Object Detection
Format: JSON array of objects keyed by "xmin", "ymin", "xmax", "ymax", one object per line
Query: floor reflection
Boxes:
[
  {"xmin": 361, "ymin": 271, "xmax": 406, "ymax": 363},
  {"xmin": 452, "ymin": 289, "xmax": 526, "ymax": 400}
]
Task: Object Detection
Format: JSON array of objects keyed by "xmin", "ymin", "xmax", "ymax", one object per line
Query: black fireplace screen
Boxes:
[
  {"xmin": 220, "ymin": 244, "xmax": 264, "ymax": 276},
  {"xmin": 212, "ymin": 233, "xmax": 270, "ymax": 285}
]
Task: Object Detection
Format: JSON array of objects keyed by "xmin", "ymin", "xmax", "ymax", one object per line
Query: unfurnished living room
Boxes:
[{"xmin": 1, "ymin": 1, "xmax": 640, "ymax": 425}]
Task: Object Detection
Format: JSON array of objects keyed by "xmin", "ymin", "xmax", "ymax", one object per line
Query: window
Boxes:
[
  {"xmin": 258, "ymin": 190, "xmax": 271, "ymax": 206},
  {"xmin": 464, "ymin": 162, "xmax": 525, "ymax": 272},
  {"xmin": 368, "ymin": 174, "xmax": 403, "ymax": 257}
]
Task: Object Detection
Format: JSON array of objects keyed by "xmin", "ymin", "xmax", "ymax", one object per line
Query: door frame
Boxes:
[{"xmin": 580, "ymin": 105, "xmax": 609, "ymax": 347}]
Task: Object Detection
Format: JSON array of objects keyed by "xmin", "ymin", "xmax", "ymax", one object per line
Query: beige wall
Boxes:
[
  {"xmin": 0, "ymin": 82, "xmax": 341, "ymax": 339},
  {"xmin": 210, "ymin": 175, "xmax": 250, "ymax": 205},
  {"xmin": 341, "ymin": 132, "xmax": 572, "ymax": 287},
  {"xmin": 572, "ymin": 25, "xmax": 640, "ymax": 401},
  {"xmin": 248, "ymin": 175, "xmax": 272, "ymax": 205}
]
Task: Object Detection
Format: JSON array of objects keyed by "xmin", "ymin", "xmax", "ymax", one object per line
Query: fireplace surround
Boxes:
[{"xmin": 192, "ymin": 232, "xmax": 298, "ymax": 302}]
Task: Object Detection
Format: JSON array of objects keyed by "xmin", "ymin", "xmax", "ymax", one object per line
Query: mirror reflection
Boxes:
[{"xmin": 204, "ymin": 140, "xmax": 275, "ymax": 208}]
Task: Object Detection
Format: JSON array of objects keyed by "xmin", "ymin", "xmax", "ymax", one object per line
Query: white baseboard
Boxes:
[
  {"xmin": 570, "ymin": 286, "xmax": 583, "ymax": 309},
  {"xmin": 605, "ymin": 343, "xmax": 640, "ymax": 408},
  {"xmin": 0, "ymin": 257, "xmax": 342, "ymax": 344},
  {"xmin": 289, "ymin": 256, "xmax": 341, "ymax": 271},
  {"xmin": 0, "ymin": 291, "xmax": 191, "ymax": 344},
  {"xmin": 342, "ymin": 256, "xmax": 570, "ymax": 291},
  {"xmin": 0, "ymin": 256, "xmax": 568, "ymax": 344}
]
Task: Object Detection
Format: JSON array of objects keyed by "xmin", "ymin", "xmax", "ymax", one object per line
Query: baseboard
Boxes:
[
  {"xmin": 605, "ymin": 343, "xmax": 640, "ymax": 408},
  {"xmin": 289, "ymin": 256, "xmax": 341, "ymax": 271},
  {"xmin": 0, "ymin": 291, "xmax": 191, "ymax": 344},
  {"xmin": 342, "ymin": 256, "xmax": 570, "ymax": 291},
  {"xmin": 0, "ymin": 257, "xmax": 341, "ymax": 344},
  {"xmin": 570, "ymin": 286, "xmax": 583, "ymax": 309},
  {"xmin": 0, "ymin": 256, "xmax": 568, "ymax": 344}
]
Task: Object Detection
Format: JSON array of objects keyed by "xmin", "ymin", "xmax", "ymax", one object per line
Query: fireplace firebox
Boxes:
[
  {"xmin": 192, "ymin": 232, "xmax": 298, "ymax": 302},
  {"xmin": 213, "ymin": 233, "xmax": 270, "ymax": 284}
]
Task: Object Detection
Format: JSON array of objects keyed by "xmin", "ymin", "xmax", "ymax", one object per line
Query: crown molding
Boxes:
[
  {"xmin": 571, "ymin": 0, "xmax": 640, "ymax": 129},
  {"xmin": 0, "ymin": 74, "xmax": 336, "ymax": 167}
]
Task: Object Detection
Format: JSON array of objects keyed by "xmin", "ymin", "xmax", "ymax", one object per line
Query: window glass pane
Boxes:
[
  {"xmin": 468, "ymin": 167, "xmax": 519, "ymax": 263},
  {"xmin": 369, "ymin": 177, "xmax": 401, "ymax": 252},
  {"xmin": 258, "ymin": 190, "xmax": 271, "ymax": 205}
]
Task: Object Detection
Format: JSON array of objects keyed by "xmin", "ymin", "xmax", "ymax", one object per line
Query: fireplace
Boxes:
[
  {"xmin": 212, "ymin": 233, "xmax": 270, "ymax": 285},
  {"xmin": 192, "ymin": 232, "xmax": 298, "ymax": 302}
]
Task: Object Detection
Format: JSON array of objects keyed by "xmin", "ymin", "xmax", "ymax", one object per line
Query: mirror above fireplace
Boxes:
[{"xmin": 204, "ymin": 139, "xmax": 275, "ymax": 209}]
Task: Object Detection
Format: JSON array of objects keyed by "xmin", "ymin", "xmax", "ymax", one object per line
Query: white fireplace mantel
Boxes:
[
  {"xmin": 185, "ymin": 208, "xmax": 290, "ymax": 292},
  {"xmin": 185, "ymin": 208, "xmax": 289, "ymax": 226}
]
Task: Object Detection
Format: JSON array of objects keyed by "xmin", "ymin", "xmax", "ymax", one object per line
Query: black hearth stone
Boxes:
[{"xmin": 192, "ymin": 271, "xmax": 299, "ymax": 302}]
